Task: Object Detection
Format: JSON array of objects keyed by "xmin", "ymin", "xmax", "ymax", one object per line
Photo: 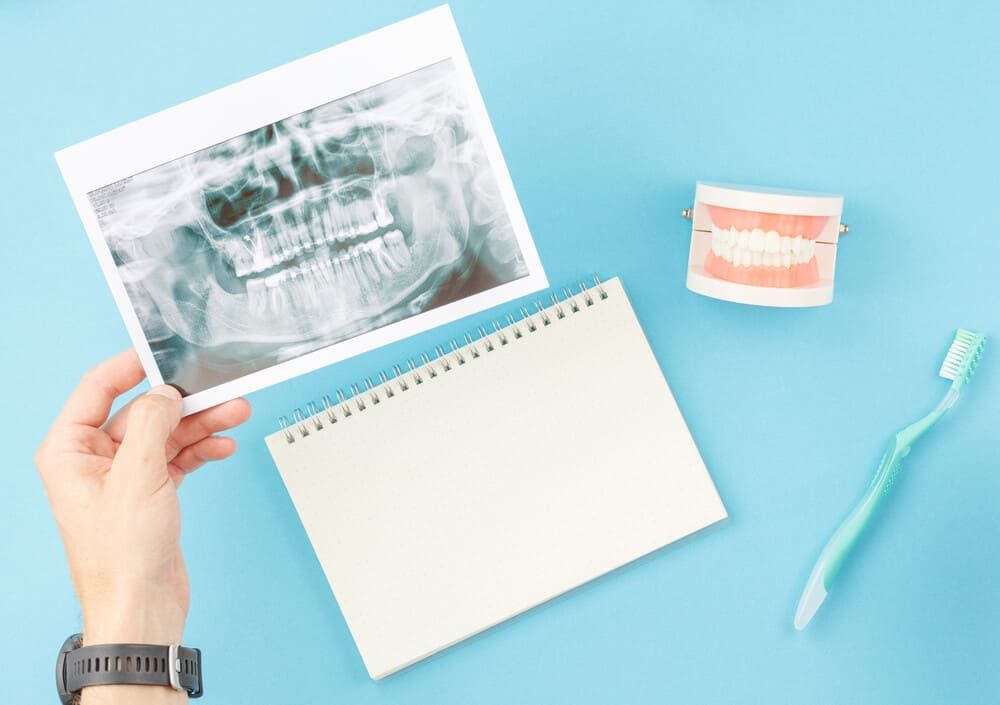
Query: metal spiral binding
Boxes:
[{"xmin": 277, "ymin": 274, "xmax": 609, "ymax": 443}]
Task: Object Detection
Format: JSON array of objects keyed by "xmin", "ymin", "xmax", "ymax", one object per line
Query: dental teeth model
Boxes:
[{"xmin": 683, "ymin": 182, "xmax": 847, "ymax": 307}]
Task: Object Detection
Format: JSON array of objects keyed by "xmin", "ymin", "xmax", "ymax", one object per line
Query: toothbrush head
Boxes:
[{"xmin": 939, "ymin": 329, "xmax": 986, "ymax": 391}]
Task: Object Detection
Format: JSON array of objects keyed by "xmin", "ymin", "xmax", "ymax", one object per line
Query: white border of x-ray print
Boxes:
[{"xmin": 55, "ymin": 5, "xmax": 547, "ymax": 416}]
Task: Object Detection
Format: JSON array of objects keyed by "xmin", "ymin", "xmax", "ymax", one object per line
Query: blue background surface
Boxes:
[{"xmin": 2, "ymin": 1, "xmax": 998, "ymax": 703}]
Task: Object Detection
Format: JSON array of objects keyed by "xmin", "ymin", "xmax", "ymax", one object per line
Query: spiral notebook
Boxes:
[{"xmin": 266, "ymin": 276, "xmax": 727, "ymax": 679}]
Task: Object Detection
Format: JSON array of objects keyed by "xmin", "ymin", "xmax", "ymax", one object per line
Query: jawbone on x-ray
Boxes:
[{"xmin": 90, "ymin": 60, "xmax": 529, "ymax": 394}]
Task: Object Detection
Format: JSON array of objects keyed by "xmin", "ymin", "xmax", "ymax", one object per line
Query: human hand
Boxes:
[{"xmin": 35, "ymin": 349, "xmax": 250, "ymax": 700}]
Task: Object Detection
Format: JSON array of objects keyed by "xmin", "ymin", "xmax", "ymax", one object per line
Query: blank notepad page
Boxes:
[{"xmin": 266, "ymin": 277, "xmax": 727, "ymax": 679}]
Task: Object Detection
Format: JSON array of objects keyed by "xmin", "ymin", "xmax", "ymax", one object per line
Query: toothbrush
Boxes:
[{"xmin": 794, "ymin": 329, "xmax": 986, "ymax": 630}]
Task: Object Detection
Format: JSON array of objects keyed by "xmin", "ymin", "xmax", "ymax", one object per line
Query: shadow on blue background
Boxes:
[{"xmin": 1, "ymin": 1, "xmax": 997, "ymax": 703}]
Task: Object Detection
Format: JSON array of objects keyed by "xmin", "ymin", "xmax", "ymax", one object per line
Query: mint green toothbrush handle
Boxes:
[
  {"xmin": 820, "ymin": 440, "xmax": 906, "ymax": 586},
  {"xmin": 794, "ymin": 407, "xmax": 948, "ymax": 629},
  {"xmin": 819, "ymin": 406, "xmax": 945, "ymax": 589},
  {"xmin": 792, "ymin": 439, "xmax": 906, "ymax": 629}
]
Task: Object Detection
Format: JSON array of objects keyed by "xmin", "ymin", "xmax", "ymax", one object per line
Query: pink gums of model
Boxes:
[{"xmin": 703, "ymin": 205, "xmax": 829, "ymax": 288}]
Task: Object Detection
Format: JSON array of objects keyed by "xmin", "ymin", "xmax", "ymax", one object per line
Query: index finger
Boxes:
[{"xmin": 55, "ymin": 349, "xmax": 148, "ymax": 428}]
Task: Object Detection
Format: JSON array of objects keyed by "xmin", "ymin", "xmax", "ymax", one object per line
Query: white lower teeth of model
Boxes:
[{"xmin": 710, "ymin": 226, "xmax": 815, "ymax": 267}]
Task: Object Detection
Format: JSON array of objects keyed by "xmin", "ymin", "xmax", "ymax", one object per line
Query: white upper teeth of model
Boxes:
[{"xmin": 710, "ymin": 225, "xmax": 816, "ymax": 268}]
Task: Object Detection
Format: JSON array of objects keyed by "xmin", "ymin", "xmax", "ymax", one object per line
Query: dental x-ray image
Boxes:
[{"xmin": 87, "ymin": 59, "xmax": 530, "ymax": 395}]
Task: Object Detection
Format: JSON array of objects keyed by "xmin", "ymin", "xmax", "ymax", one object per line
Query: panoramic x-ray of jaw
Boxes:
[{"xmin": 98, "ymin": 60, "xmax": 528, "ymax": 393}]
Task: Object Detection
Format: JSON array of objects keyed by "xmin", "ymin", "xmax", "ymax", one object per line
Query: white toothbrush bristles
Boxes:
[{"xmin": 939, "ymin": 329, "xmax": 985, "ymax": 381}]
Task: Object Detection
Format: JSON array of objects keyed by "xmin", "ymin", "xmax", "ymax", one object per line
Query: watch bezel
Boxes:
[{"xmin": 56, "ymin": 633, "xmax": 83, "ymax": 705}]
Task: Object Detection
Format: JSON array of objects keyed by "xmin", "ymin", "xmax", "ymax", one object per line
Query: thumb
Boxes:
[{"xmin": 112, "ymin": 385, "xmax": 183, "ymax": 491}]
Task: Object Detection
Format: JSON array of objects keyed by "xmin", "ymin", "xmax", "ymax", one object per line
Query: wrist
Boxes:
[
  {"xmin": 82, "ymin": 587, "xmax": 186, "ymax": 646},
  {"xmin": 81, "ymin": 684, "xmax": 188, "ymax": 705}
]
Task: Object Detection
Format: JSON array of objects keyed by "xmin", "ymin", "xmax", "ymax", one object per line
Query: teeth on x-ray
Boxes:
[{"xmin": 89, "ymin": 59, "xmax": 529, "ymax": 393}]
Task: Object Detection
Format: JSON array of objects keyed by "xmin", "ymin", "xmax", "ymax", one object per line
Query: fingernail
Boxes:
[{"xmin": 147, "ymin": 384, "xmax": 182, "ymax": 400}]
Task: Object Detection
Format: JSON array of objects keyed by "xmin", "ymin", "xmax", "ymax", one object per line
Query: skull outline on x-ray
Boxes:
[{"xmin": 97, "ymin": 60, "xmax": 527, "ymax": 393}]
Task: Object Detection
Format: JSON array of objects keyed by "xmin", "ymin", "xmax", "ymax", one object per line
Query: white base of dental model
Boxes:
[
  {"xmin": 683, "ymin": 182, "xmax": 847, "ymax": 308},
  {"xmin": 686, "ymin": 268, "xmax": 835, "ymax": 307}
]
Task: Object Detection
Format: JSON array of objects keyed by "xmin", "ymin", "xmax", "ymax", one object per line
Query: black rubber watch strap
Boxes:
[{"xmin": 57, "ymin": 634, "xmax": 202, "ymax": 700}]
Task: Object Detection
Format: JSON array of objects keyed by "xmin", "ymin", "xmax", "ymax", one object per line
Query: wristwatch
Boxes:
[{"xmin": 56, "ymin": 633, "xmax": 203, "ymax": 703}]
